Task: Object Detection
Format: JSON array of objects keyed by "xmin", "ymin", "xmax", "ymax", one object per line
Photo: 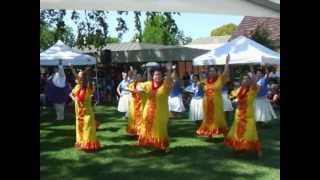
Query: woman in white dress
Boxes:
[
  {"xmin": 255, "ymin": 68, "xmax": 277, "ymax": 124},
  {"xmin": 168, "ymin": 70, "xmax": 185, "ymax": 117},
  {"xmin": 117, "ymin": 71, "xmax": 132, "ymax": 119},
  {"xmin": 188, "ymin": 74, "xmax": 204, "ymax": 128}
]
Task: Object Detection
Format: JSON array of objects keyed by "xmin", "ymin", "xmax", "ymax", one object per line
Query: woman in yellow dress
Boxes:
[
  {"xmin": 69, "ymin": 69, "xmax": 101, "ymax": 151},
  {"xmin": 137, "ymin": 64, "xmax": 175, "ymax": 152},
  {"xmin": 224, "ymin": 69, "xmax": 262, "ymax": 157},
  {"xmin": 127, "ymin": 72, "xmax": 147, "ymax": 136},
  {"xmin": 197, "ymin": 55, "xmax": 230, "ymax": 138}
]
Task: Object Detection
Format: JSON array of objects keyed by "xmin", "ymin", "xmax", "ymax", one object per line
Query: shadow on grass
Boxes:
[
  {"xmin": 41, "ymin": 106, "xmax": 279, "ymax": 180},
  {"xmin": 204, "ymin": 137, "xmax": 225, "ymax": 144},
  {"xmin": 41, "ymin": 144, "xmax": 272, "ymax": 180}
]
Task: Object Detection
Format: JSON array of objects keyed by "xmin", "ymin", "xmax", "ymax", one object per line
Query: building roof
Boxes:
[
  {"xmin": 231, "ymin": 16, "xmax": 280, "ymax": 42},
  {"xmin": 103, "ymin": 42, "xmax": 175, "ymax": 51},
  {"xmin": 188, "ymin": 36, "xmax": 231, "ymax": 45}
]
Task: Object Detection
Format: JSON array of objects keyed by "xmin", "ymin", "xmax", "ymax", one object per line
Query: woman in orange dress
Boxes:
[
  {"xmin": 137, "ymin": 64, "xmax": 175, "ymax": 152},
  {"xmin": 224, "ymin": 69, "xmax": 262, "ymax": 157},
  {"xmin": 197, "ymin": 55, "xmax": 230, "ymax": 138}
]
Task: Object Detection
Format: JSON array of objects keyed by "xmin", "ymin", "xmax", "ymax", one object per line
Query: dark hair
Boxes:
[
  {"xmin": 192, "ymin": 74, "xmax": 199, "ymax": 80},
  {"xmin": 208, "ymin": 66, "xmax": 217, "ymax": 71},
  {"xmin": 255, "ymin": 68, "xmax": 264, "ymax": 74},
  {"xmin": 150, "ymin": 66, "xmax": 164, "ymax": 76}
]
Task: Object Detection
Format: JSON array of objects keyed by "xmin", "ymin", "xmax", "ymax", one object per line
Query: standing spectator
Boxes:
[
  {"xmin": 46, "ymin": 60, "xmax": 72, "ymax": 121},
  {"xmin": 268, "ymin": 84, "xmax": 280, "ymax": 114}
]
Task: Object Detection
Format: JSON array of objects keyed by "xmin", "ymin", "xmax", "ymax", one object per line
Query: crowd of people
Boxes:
[
  {"xmin": 40, "ymin": 55, "xmax": 280, "ymax": 156},
  {"xmin": 114, "ymin": 55, "xmax": 280, "ymax": 157}
]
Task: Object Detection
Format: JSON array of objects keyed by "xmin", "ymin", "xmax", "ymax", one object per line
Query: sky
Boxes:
[{"xmin": 64, "ymin": 10, "xmax": 243, "ymax": 42}]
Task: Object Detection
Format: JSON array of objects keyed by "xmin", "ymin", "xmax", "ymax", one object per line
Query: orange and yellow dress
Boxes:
[
  {"xmin": 224, "ymin": 84, "xmax": 261, "ymax": 153},
  {"xmin": 138, "ymin": 80, "xmax": 172, "ymax": 150},
  {"xmin": 197, "ymin": 76, "xmax": 228, "ymax": 137},
  {"xmin": 72, "ymin": 84, "xmax": 101, "ymax": 151},
  {"xmin": 127, "ymin": 81, "xmax": 146, "ymax": 135}
]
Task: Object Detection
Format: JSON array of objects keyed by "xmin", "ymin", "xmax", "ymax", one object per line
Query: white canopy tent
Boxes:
[
  {"xmin": 40, "ymin": 0, "xmax": 279, "ymax": 18},
  {"xmin": 40, "ymin": 40, "xmax": 96, "ymax": 66},
  {"xmin": 193, "ymin": 36, "xmax": 280, "ymax": 66},
  {"xmin": 40, "ymin": 40, "xmax": 102, "ymax": 103}
]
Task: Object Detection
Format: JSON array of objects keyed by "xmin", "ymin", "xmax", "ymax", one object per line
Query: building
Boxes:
[{"xmin": 231, "ymin": 16, "xmax": 280, "ymax": 51}]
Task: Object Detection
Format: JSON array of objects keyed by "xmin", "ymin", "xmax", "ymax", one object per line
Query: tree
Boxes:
[
  {"xmin": 106, "ymin": 37, "xmax": 120, "ymax": 43},
  {"xmin": 210, "ymin": 23, "xmax": 237, "ymax": 36},
  {"xmin": 133, "ymin": 11, "xmax": 143, "ymax": 42},
  {"xmin": 40, "ymin": 9, "xmax": 75, "ymax": 48},
  {"xmin": 40, "ymin": 10, "xmax": 182, "ymax": 47},
  {"xmin": 250, "ymin": 25, "xmax": 277, "ymax": 50},
  {"xmin": 142, "ymin": 14, "xmax": 168, "ymax": 44},
  {"xmin": 142, "ymin": 12, "xmax": 184, "ymax": 45},
  {"xmin": 40, "ymin": 22, "xmax": 75, "ymax": 49},
  {"xmin": 40, "ymin": 23, "xmax": 55, "ymax": 50},
  {"xmin": 175, "ymin": 30, "xmax": 192, "ymax": 45}
]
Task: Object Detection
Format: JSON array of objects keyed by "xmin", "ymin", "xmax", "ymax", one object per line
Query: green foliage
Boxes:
[
  {"xmin": 210, "ymin": 23, "xmax": 237, "ymax": 36},
  {"xmin": 142, "ymin": 15, "xmax": 169, "ymax": 44},
  {"xmin": 106, "ymin": 36, "xmax": 120, "ymax": 43},
  {"xmin": 250, "ymin": 25, "xmax": 277, "ymax": 50},
  {"xmin": 40, "ymin": 24, "xmax": 55, "ymax": 50},
  {"xmin": 142, "ymin": 12, "xmax": 189, "ymax": 45},
  {"xmin": 40, "ymin": 22, "xmax": 75, "ymax": 49},
  {"xmin": 41, "ymin": 10, "xmax": 184, "ymax": 49}
]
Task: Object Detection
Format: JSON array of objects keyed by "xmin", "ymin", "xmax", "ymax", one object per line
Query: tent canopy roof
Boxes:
[
  {"xmin": 40, "ymin": 0, "xmax": 279, "ymax": 18},
  {"xmin": 193, "ymin": 36, "xmax": 280, "ymax": 66},
  {"xmin": 40, "ymin": 40, "xmax": 96, "ymax": 66}
]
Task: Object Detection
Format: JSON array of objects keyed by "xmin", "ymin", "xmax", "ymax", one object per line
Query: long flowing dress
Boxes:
[
  {"xmin": 197, "ymin": 76, "xmax": 228, "ymax": 137},
  {"xmin": 72, "ymin": 84, "xmax": 101, "ymax": 151},
  {"xmin": 117, "ymin": 80, "xmax": 132, "ymax": 113},
  {"xmin": 127, "ymin": 81, "xmax": 146, "ymax": 135},
  {"xmin": 224, "ymin": 84, "xmax": 261, "ymax": 153},
  {"xmin": 138, "ymin": 80, "xmax": 173, "ymax": 150},
  {"xmin": 255, "ymin": 76, "xmax": 277, "ymax": 122},
  {"xmin": 189, "ymin": 82, "xmax": 204, "ymax": 121}
]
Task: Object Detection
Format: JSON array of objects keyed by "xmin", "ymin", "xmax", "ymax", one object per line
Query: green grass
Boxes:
[{"xmin": 40, "ymin": 104, "xmax": 280, "ymax": 180}]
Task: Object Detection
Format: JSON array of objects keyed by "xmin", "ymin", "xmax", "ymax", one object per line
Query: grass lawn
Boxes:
[{"xmin": 40, "ymin": 104, "xmax": 280, "ymax": 180}]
